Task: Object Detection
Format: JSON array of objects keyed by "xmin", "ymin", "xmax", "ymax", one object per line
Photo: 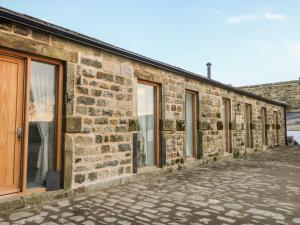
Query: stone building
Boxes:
[
  {"xmin": 240, "ymin": 80, "xmax": 300, "ymax": 113},
  {"xmin": 0, "ymin": 7, "xmax": 287, "ymax": 204},
  {"xmin": 240, "ymin": 80, "xmax": 300, "ymax": 142}
]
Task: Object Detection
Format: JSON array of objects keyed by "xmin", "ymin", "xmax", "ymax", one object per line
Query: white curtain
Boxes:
[{"xmin": 30, "ymin": 61, "xmax": 56, "ymax": 185}]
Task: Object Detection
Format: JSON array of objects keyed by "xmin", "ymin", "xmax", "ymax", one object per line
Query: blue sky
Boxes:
[{"xmin": 1, "ymin": 0, "xmax": 300, "ymax": 86}]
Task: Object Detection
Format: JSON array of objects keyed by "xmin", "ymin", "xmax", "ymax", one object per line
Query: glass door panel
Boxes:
[
  {"xmin": 185, "ymin": 93, "xmax": 194, "ymax": 158},
  {"xmin": 137, "ymin": 83, "xmax": 155, "ymax": 167},
  {"xmin": 27, "ymin": 61, "xmax": 57, "ymax": 188}
]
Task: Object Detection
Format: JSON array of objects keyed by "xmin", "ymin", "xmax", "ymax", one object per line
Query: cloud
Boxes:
[
  {"xmin": 288, "ymin": 43, "xmax": 300, "ymax": 58},
  {"xmin": 254, "ymin": 40, "xmax": 273, "ymax": 50},
  {"xmin": 227, "ymin": 14, "xmax": 258, "ymax": 24},
  {"xmin": 264, "ymin": 12, "xmax": 286, "ymax": 21},
  {"xmin": 227, "ymin": 12, "xmax": 286, "ymax": 24}
]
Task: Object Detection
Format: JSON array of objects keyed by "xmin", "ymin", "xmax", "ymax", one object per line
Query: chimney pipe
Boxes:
[{"xmin": 206, "ymin": 62, "xmax": 212, "ymax": 79}]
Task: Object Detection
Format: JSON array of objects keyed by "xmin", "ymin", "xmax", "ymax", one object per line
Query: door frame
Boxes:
[
  {"xmin": 137, "ymin": 79, "xmax": 161, "ymax": 167},
  {"xmin": 0, "ymin": 48, "xmax": 63, "ymax": 196},
  {"xmin": 245, "ymin": 103, "xmax": 253, "ymax": 148},
  {"xmin": 274, "ymin": 111, "xmax": 279, "ymax": 146},
  {"xmin": 185, "ymin": 89, "xmax": 198, "ymax": 159},
  {"xmin": 261, "ymin": 107, "xmax": 268, "ymax": 146},
  {"xmin": 222, "ymin": 98, "xmax": 232, "ymax": 154}
]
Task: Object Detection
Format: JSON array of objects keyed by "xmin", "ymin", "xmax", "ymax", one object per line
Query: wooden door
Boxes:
[
  {"xmin": 0, "ymin": 54, "xmax": 24, "ymax": 195},
  {"xmin": 245, "ymin": 104, "xmax": 253, "ymax": 148},
  {"xmin": 223, "ymin": 98, "xmax": 232, "ymax": 153}
]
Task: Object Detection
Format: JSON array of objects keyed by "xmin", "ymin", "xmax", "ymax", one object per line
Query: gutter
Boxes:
[{"xmin": 0, "ymin": 7, "xmax": 287, "ymax": 107}]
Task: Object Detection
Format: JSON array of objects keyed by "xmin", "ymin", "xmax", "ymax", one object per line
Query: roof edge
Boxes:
[
  {"xmin": 0, "ymin": 7, "xmax": 287, "ymax": 107},
  {"xmin": 239, "ymin": 79, "xmax": 299, "ymax": 88}
]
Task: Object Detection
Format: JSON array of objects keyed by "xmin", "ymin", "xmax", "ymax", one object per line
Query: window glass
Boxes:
[
  {"xmin": 185, "ymin": 93, "xmax": 194, "ymax": 157},
  {"xmin": 27, "ymin": 61, "xmax": 57, "ymax": 188},
  {"xmin": 137, "ymin": 83, "xmax": 155, "ymax": 167}
]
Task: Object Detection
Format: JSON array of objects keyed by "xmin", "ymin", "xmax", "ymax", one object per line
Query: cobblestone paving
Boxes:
[{"xmin": 1, "ymin": 146, "xmax": 300, "ymax": 225}]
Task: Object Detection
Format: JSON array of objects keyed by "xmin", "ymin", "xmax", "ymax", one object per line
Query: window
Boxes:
[
  {"xmin": 261, "ymin": 107, "xmax": 268, "ymax": 145},
  {"xmin": 137, "ymin": 80, "xmax": 160, "ymax": 168},
  {"xmin": 222, "ymin": 98, "xmax": 232, "ymax": 153},
  {"xmin": 185, "ymin": 90, "xmax": 198, "ymax": 159},
  {"xmin": 245, "ymin": 104, "xmax": 253, "ymax": 148},
  {"xmin": 27, "ymin": 61, "xmax": 58, "ymax": 188}
]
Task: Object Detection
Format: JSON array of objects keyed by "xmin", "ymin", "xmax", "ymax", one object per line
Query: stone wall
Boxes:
[
  {"xmin": 240, "ymin": 80, "xmax": 300, "ymax": 113},
  {"xmin": 0, "ymin": 21, "xmax": 286, "ymax": 190}
]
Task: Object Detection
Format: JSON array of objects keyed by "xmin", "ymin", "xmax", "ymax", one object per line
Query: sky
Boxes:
[{"xmin": 1, "ymin": 0, "xmax": 300, "ymax": 86}]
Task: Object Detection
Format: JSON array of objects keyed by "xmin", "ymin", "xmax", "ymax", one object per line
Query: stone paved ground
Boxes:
[{"xmin": 1, "ymin": 146, "xmax": 300, "ymax": 225}]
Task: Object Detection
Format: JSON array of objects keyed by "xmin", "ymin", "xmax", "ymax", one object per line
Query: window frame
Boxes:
[
  {"xmin": 185, "ymin": 89, "xmax": 198, "ymax": 159},
  {"xmin": 137, "ymin": 79, "xmax": 161, "ymax": 167},
  {"xmin": 222, "ymin": 97, "xmax": 232, "ymax": 153},
  {"xmin": 245, "ymin": 103, "xmax": 253, "ymax": 148},
  {"xmin": 274, "ymin": 110, "xmax": 279, "ymax": 145},
  {"xmin": 261, "ymin": 107, "xmax": 268, "ymax": 146}
]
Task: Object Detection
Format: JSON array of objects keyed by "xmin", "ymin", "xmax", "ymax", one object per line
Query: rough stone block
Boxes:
[
  {"xmin": 110, "ymin": 134, "xmax": 124, "ymax": 142},
  {"xmin": 217, "ymin": 121, "xmax": 223, "ymax": 130},
  {"xmin": 176, "ymin": 120, "xmax": 185, "ymax": 131},
  {"xmin": 77, "ymin": 96, "xmax": 95, "ymax": 105},
  {"xmin": 32, "ymin": 31, "xmax": 50, "ymax": 43},
  {"xmin": 128, "ymin": 119, "xmax": 139, "ymax": 132},
  {"xmin": 64, "ymin": 134, "xmax": 73, "ymax": 189},
  {"xmin": 75, "ymin": 174, "xmax": 85, "ymax": 184},
  {"xmin": 81, "ymin": 57, "xmax": 102, "ymax": 68},
  {"xmin": 95, "ymin": 160, "xmax": 118, "ymax": 168},
  {"xmin": 118, "ymin": 143, "xmax": 131, "ymax": 152},
  {"xmin": 91, "ymin": 89, "xmax": 102, "ymax": 96},
  {"xmin": 88, "ymin": 172, "xmax": 97, "ymax": 181},
  {"xmin": 75, "ymin": 136, "xmax": 93, "ymax": 145},
  {"xmin": 0, "ymin": 21, "xmax": 12, "ymax": 31},
  {"xmin": 96, "ymin": 71, "xmax": 114, "ymax": 81},
  {"xmin": 95, "ymin": 117, "xmax": 109, "ymax": 124},
  {"xmin": 95, "ymin": 135, "xmax": 102, "ymax": 143},
  {"xmin": 13, "ymin": 24, "xmax": 30, "ymax": 36},
  {"xmin": 89, "ymin": 107, "xmax": 101, "ymax": 116},
  {"xmin": 0, "ymin": 32, "xmax": 73, "ymax": 61},
  {"xmin": 103, "ymin": 58, "xmax": 120, "ymax": 74},
  {"xmin": 115, "ymin": 75, "xmax": 125, "ymax": 84},
  {"xmin": 101, "ymin": 145, "xmax": 110, "ymax": 153},
  {"xmin": 115, "ymin": 126, "xmax": 126, "ymax": 133},
  {"xmin": 66, "ymin": 116, "xmax": 82, "ymax": 133},
  {"xmin": 102, "ymin": 109, "xmax": 113, "ymax": 116},
  {"xmin": 161, "ymin": 119, "xmax": 174, "ymax": 131}
]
